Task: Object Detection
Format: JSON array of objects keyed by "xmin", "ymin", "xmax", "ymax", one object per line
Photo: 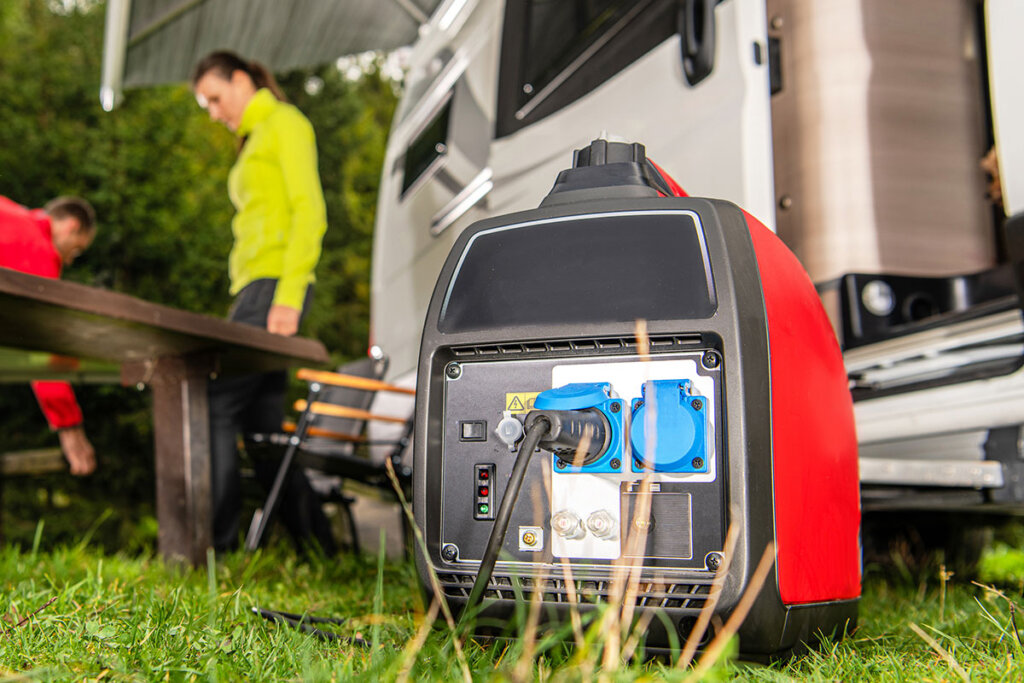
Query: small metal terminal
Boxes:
[
  {"xmin": 441, "ymin": 544, "xmax": 458, "ymax": 562},
  {"xmin": 519, "ymin": 526, "xmax": 544, "ymax": 551},
  {"xmin": 550, "ymin": 510, "xmax": 586, "ymax": 540},
  {"xmin": 701, "ymin": 351, "xmax": 720, "ymax": 369},
  {"xmin": 632, "ymin": 517, "xmax": 654, "ymax": 532},
  {"xmin": 586, "ymin": 510, "xmax": 618, "ymax": 540},
  {"xmin": 445, "ymin": 362, "xmax": 462, "ymax": 379}
]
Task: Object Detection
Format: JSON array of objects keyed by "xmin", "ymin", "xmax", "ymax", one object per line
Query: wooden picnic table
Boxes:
[{"xmin": 0, "ymin": 267, "xmax": 329, "ymax": 565}]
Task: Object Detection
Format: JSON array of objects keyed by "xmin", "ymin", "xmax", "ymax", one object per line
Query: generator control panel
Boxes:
[{"xmin": 438, "ymin": 350, "xmax": 725, "ymax": 571}]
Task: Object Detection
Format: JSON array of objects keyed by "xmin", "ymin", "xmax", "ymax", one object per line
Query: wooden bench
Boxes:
[
  {"xmin": 0, "ymin": 448, "xmax": 65, "ymax": 540},
  {"xmin": 0, "ymin": 267, "xmax": 329, "ymax": 565},
  {"xmin": 0, "ymin": 448, "xmax": 65, "ymax": 476}
]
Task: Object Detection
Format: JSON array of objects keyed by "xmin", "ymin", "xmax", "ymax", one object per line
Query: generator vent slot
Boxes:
[
  {"xmin": 449, "ymin": 335, "xmax": 703, "ymax": 359},
  {"xmin": 437, "ymin": 572, "xmax": 713, "ymax": 610}
]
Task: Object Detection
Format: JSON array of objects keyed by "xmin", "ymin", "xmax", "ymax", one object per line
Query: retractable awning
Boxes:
[{"xmin": 101, "ymin": 0, "xmax": 444, "ymax": 110}]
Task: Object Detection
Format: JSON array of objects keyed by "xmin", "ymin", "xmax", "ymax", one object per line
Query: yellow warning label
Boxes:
[{"xmin": 505, "ymin": 392, "xmax": 540, "ymax": 414}]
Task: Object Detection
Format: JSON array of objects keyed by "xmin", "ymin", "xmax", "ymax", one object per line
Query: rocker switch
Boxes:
[{"xmin": 460, "ymin": 420, "xmax": 487, "ymax": 442}]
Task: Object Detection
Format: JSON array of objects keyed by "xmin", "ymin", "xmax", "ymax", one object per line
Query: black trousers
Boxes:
[{"xmin": 209, "ymin": 279, "xmax": 335, "ymax": 554}]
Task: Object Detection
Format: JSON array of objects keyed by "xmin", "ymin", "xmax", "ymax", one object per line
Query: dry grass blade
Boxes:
[
  {"xmin": 595, "ymin": 317, "xmax": 656, "ymax": 672},
  {"xmin": 908, "ymin": 622, "xmax": 971, "ymax": 682},
  {"xmin": 676, "ymin": 520, "xmax": 740, "ymax": 669},
  {"xmin": 395, "ymin": 597, "xmax": 441, "ymax": 683},
  {"xmin": 620, "ymin": 606, "xmax": 657, "ymax": 661},
  {"xmin": 598, "ymin": 545, "xmax": 627, "ymax": 668},
  {"xmin": 513, "ymin": 570, "xmax": 546, "ymax": 681},
  {"xmin": 971, "ymin": 580, "xmax": 1024, "ymax": 650},
  {"xmin": 513, "ymin": 487, "xmax": 550, "ymax": 681},
  {"xmin": 971, "ymin": 580, "xmax": 1011, "ymax": 603},
  {"xmin": 685, "ymin": 541, "xmax": 776, "ymax": 681},
  {"xmin": 618, "ymin": 474, "xmax": 654, "ymax": 654},
  {"xmin": 385, "ymin": 459, "xmax": 473, "ymax": 683},
  {"xmin": 939, "ymin": 564, "xmax": 953, "ymax": 621},
  {"xmin": 15, "ymin": 596, "xmax": 56, "ymax": 628},
  {"xmin": 635, "ymin": 319, "xmax": 651, "ymax": 361},
  {"xmin": 570, "ymin": 430, "xmax": 592, "ymax": 470},
  {"xmin": 559, "ymin": 559, "xmax": 585, "ymax": 649}
]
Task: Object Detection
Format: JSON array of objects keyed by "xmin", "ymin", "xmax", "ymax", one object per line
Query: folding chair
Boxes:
[{"xmin": 243, "ymin": 357, "xmax": 415, "ymax": 552}]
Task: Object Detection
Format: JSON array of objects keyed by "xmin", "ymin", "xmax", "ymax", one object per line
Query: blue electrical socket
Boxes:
[{"xmin": 630, "ymin": 379, "xmax": 708, "ymax": 473}]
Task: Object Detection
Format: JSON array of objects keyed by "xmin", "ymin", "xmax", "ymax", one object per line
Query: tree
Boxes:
[{"xmin": 0, "ymin": 0, "xmax": 398, "ymax": 549}]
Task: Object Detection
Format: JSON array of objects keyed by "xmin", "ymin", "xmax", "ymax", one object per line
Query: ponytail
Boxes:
[
  {"xmin": 246, "ymin": 60, "xmax": 287, "ymax": 102},
  {"xmin": 191, "ymin": 50, "xmax": 287, "ymax": 103}
]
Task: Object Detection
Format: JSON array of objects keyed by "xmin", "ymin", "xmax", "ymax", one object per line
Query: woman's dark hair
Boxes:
[{"xmin": 191, "ymin": 50, "xmax": 287, "ymax": 102}]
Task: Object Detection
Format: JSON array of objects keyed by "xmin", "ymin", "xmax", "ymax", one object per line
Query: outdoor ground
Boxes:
[{"xmin": 2, "ymin": 511, "xmax": 1024, "ymax": 682}]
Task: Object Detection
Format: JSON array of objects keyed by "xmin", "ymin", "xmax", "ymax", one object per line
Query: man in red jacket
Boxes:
[{"xmin": 0, "ymin": 195, "xmax": 97, "ymax": 475}]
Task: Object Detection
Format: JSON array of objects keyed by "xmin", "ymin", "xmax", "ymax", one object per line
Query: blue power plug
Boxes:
[{"xmin": 533, "ymin": 383, "xmax": 625, "ymax": 473}]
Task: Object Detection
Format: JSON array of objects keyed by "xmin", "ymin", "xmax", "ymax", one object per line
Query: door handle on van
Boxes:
[
  {"xmin": 430, "ymin": 167, "xmax": 493, "ymax": 236},
  {"xmin": 679, "ymin": 0, "xmax": 715, "ymax": 85}
]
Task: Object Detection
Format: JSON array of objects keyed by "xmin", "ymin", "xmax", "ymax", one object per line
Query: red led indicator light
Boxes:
[
  {"xmin": 478, "ymin": 486, "xmax": 489, "ymax": 496},
  {"xmin": 479, "ymin": 470, "xmax": 489, "ymax": 480}
]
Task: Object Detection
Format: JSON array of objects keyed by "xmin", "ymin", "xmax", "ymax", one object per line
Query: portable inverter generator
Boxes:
[{"xmin": 412, "ymin": 140, "xmax": 860, "ymax": 656}]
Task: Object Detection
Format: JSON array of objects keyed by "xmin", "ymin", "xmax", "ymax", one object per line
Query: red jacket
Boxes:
[{"xmin": 0, "ymin": 196, "xmax": 84, "ymax": 429}]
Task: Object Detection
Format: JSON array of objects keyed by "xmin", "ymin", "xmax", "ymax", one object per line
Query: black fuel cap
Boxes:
[{"xmin": 541, "ymin": 138, "xmax": 670, "ymax": 206}]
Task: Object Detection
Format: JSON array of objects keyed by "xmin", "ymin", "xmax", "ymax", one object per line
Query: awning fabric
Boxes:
[{"xmin": 102, "ymin": 0, "xmax": 442, "ymax": 108}]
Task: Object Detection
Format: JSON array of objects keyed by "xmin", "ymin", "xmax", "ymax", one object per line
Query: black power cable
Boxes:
[{"xmin": 464, "ymin": 415, "xmax": 552, "ymax": 615}]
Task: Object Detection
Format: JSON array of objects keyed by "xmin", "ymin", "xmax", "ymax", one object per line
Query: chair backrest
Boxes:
[{"xmin": 301, "ymin": 356, "xmax": 388, "ymax": 455}]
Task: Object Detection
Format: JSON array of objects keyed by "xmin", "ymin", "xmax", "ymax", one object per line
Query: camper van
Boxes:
[{"xmin": 102, "ymin": 0, "xmax": 1024, "ymax": 528}]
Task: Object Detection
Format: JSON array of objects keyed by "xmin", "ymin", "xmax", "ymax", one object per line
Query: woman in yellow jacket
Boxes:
[{"xmin": 192, "ymin": 51, "xmax": 334, "ymax": 553}]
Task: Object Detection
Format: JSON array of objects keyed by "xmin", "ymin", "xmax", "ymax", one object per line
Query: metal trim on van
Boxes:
[{"xmin": 430, "ymin": 167, "xmax": 493, "ymax": 235}]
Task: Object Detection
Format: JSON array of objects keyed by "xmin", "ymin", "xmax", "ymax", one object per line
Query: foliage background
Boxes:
[{"xmin": 0, "ymin": 0, "xmax": 398, "ymax": 549}]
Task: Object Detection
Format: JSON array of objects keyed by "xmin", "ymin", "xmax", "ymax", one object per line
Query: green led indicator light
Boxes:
[{"xmin": 478, "ymin": 504, "xmax": 490, "ymax": 514}]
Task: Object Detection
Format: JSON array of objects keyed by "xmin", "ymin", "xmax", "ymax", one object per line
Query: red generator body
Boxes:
[{"xmin": 413, "ymin": 140, "xmax": 860, "ymax": 656}]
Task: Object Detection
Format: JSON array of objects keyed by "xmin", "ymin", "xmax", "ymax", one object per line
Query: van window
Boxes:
[
  {"xmin": 497, "ymin": 0, "xmax": 676, "ymax": 138},
  {"xmin": 402, "ymin": 96, "xmax": 453, "ymax": 196}
]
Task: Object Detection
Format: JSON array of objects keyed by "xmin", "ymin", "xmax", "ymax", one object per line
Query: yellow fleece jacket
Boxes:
[{"xmin": 228, "ymin": 88, "xmax": 327, "ymax": 310}]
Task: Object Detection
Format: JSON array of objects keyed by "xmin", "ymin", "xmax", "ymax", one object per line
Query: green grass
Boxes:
[{"xmin": 2, "ymin": 528, "xmax": 1024, "ymax": 681}]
